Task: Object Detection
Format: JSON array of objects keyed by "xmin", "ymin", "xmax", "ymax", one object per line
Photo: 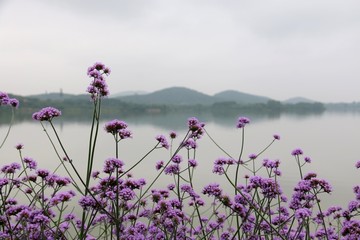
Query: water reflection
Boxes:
[
  {"xmin": 1, "ymin": 110, "xmax": 360, "ymax": 210},
  {"xmin": 1, "ymin": 108, "xmax": 326, "ymax": 130}
]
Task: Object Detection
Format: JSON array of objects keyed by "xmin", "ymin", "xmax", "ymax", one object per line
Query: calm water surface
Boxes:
[{"xmin": 1, "ymin": 111, "xmax": 360, "ymax": 209}]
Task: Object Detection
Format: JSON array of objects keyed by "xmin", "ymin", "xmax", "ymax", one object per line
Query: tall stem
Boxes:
[{"xmin": 0, "ymin": 107, "xmax": 15, "ymax": 149}]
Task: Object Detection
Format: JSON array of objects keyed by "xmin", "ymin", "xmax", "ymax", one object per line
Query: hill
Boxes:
[
  {"xmin": 110, "ymin": 91, "xmax": 148, "ymax": 98},
  {"xmin": 284, "ymin": 97, "xmax": 318, "ymax": 104},
  {"xmin": 117, "ymin": 87, "xmax": 216, "ymax": 105},
  {"xmin": 28, "ymin": 92, "xmax": 87, "ymax": 101},
  {"xmin": 214, "ymin": 90, "xmax": 272, "ymax": 104}
]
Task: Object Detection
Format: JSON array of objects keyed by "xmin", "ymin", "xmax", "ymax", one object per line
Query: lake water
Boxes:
[{"xmin": 1, "ymin": 111, "xmax": 360, "ymax": 210}]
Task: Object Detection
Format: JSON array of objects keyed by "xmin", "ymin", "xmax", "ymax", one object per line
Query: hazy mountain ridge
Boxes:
[
  {"xmin": 20, "ymin": 87, "xmax": 319, "ymax": 105},
  {"xmin": 284, "ymin": 97, "xmax": 316, "ymax": 104},
  {"xmin": 27, "ymin": 92, "xmax": 88, "ymax": 101},
  {"xmin": 116, "ymin": 87, "xmax": 277, "ymax": 105},
  {"xmin": 118, "ymin": 87, "xmax": 216, "ymax": 105},
  {"xmin": 214, "ymin": 90, "xmax": 272, "ymax": 104}
]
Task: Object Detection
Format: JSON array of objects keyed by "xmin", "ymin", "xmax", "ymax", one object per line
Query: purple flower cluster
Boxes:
[
  {"xmin": 104, "ymin": 119, "xmax": 132, "ymax": 139},
  {"xmin": 155, "ymin": 134, "xmax": 169, "ymax": 149},
  {"xmin": 290, "ymin": 172, "xmax": 332, "ymax": 211},
  {"xmin": 32, "ymin": 107, "xmax": 62, "ymax": 121},
  {"xmin": 0, "ymin": 91, "xmax": 19, "ymax": 108},
  {"xmin": 291, "ymin": 148, "xmax": 303, "ymax": 156},
  {"xmin": 236, "ymin": 117, "xmax": 250, "ymax": 128},
  {"xmin": 249, "ymin": 176, "xmax": 283, "ymax": 199},
  {"xmin": 187, "ymin": 117, "xmax": 205, "ymax": 139},
  {"xmin": 86, "ymin": 62, "xmax": 111, "ymax": 99},
  {"xmin": 213, "ymin": 157, "xmax": 236, "ymax": 175},
  {"xmin": 103, "ymin": 157, "xmax": 124, "ymax": 174}
]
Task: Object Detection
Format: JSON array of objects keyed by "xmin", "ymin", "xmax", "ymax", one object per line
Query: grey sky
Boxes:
[{"xmin": 1, "ymin": 0, "xmax": 360, "ymax": 102}]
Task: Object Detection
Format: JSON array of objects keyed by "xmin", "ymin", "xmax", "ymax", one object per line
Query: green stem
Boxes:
[{"xmin": 0, "ymin": 107, "xmax": 15, "ymax": 149}]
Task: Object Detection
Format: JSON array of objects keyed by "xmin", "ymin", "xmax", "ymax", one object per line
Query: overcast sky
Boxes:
[{"xmin": 1, "ymin": 0, "xmax": 360, "ymax": 102}]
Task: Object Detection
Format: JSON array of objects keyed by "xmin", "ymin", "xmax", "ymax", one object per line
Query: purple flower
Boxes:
[
  {"xmin": 341, "ymin": 220, "xmax": 360, "ymax": 237},
  {"xmin": 164, "ymin": 164, "xmax": 180, "ymax": 175},
  {"xmin": 0, "ymin": 178, "xmax": 9, "ymax": 188},
  {"xmin": 9, "ymin": 98, "xmax": 19, "ymax": 108},
  {"xmin": 249, "ymin": 176, "xmax": 282, "ymax": 199},
  {"xmin": 273, "ymin": 134, "xmax": 280, "ymax": 140},
  {"xmin": 36, "ymin": 169, "xmax": 50, "ymax": 178},
  {"xmin": 248, "ymin": 153, "xmax": 257, "ymax": 160},
  {"xmin": 0, "ymin": 92, "xmax": 19, "ymax": 108},
  {"xmin": 355, "ymin": 160, "xmax": 360, "ymax": 169},
  {"xmin": 104, "ymin": 119, "xmax": 128, "ymax": 135},
  {"xmin": 188, "ymin": 159, "xmax": 198, "ymax": 167},
  {"xmin": 295, "ymin": 208, "xmax": 312, "ymax": 219},
  {"xmin": 169, "ymin": 131, "xmax": 177, "ymax": 139},
  {"xmin": 171, "ymin": 155, "xmax": 182, "ymax": 164},
  {"xmin": 187, "ymin": 117, "xmax": 205, "ymax": 138},
  {"xmin": 304, "ymin": 156, "xmax": 311, "ymax": 163},
  {"xmin": 23, "ymin": 157, "xmax": 37, "ymax": 170},
  {"xmin": 202, "ymin": 183, "xmax": 222, "ymax": 197},
  {"xmin": 92, "ymin": 171, "xmax": 100, "ymax": 179},
  {"xmin": 183, "ymin": 138, "xmax": 197, "ymax": 149},
  {"xmin": 79, "ymin": 196, "xmax": 97, "ymax": 210},
  {"xmin": 262, "ymin": 159, "xmax": 280, "ymax": 169},
  {"xmin": 155, "ymin": 160, "xmax": 164, "ymax": 170},
  {"xmin": 348, "ymin": 200, "xmax": 360, "ymax": 212},
  {"xmin": 291, "ymin": 148, "xmax": 303, "ymax": 156},
  {"xmin": 15, "ymin": 143, "xmax": 24, "ymax": 150},
  {"xmin": 50, "ymin": 191, "xmax": 75, "ymax": 206},
  {"xmin": 32, "ymin": 107, "xmax": 61, "ymax": 121},
  {"xmin": 103, "ymin": 157, "xmax": 124, "ymax": 174},
  {"xmin": 94, "ymin": 62, "xmax": 105, "ymax": 71},
  {"xmin": 86, "ymin": 62, "xmax": 111, "ymax": 99},
  {"xmin": 119, "ymin": 188, "xmax": 135, "ymax": 201},
  {"xmin": 119, "ymin": 129, "xmax": 132, "ymax": 139},
  {"xmin": 236, "ymin": 117, "xmax": 250, "ymax": 128},
  {"xmin": 155, "ymin": 135, "xmax": 169, "ymax": 149},
  {"xmin": 1, "ymin": 163, "xmax": 21, "ymax": 174}
]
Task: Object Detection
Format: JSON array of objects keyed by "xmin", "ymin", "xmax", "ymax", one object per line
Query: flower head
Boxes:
[
  {"xmin": 156, "ymin": 135, "xmax": 169, "ymax": 149},
  {"xmin": 355, "ymin": 160, "xmax": 360, "ymax": 169},
  {"xmin": 169, "ymin": 131, "xmax": 177, "ymax": 139},
  {"xmin": 273, "ymin": 134, "xmax": 280, "ymax": 140},
  {"xmin": 104, "ymin": 119, "xmax": 128, "ymax": 135},
  {"xmin": 187, "ymin": 117, "xmax": 205, "ymax": 138},
  {"xmin": 15, "ymin": 143, "xmax": 24, "ymax": 150},
  {"xmin": 236, "ymin": 117, "xmax": 250, "ymax": 128},
  {"xmin": 291, "ymin": 148, "xmax": 303, "ymax": 156},
  {"xmin": 32, "ymin": 107, "xmax": 61, "ymax": 121},
  {"xmin": 86, "ymin": 62, "xmax": 111, "ymax": 99},
  {"xmin": 0, "ymin": 92, "xmax": 19, "ymax": 108}
]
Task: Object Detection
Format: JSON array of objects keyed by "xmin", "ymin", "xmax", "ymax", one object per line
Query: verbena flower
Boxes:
[
  {"xmin": 0, "ymin": 92, "xmax": 19, "ymax": 108},
  {"xmin": 32, "ymin": 107, "xmax": 61, "ymax": 121},
  {"xmin": 188, "ymin": 117, "xmax": 205, "ymax": 138},
  {"xmin": 23, "ymin": 157, "xmax": 37, "ymax": 170},
  {"xmin": 355, "ymin": 160, "xmax": 360, "ymax": 169},
  {"xmin": 15, "ymin": 143, "xmax": 24, "ymax": 150},
  {"xmin": 236, "ymin": 117, "xmax": 250, "ymax": 128},
  {"xmin": 86, "ymin": 62, "xmax": 110, "ymax": 99},
  {"xmin": 103, "ymin": 157, "xmax": 124, "ymax": 174},
  {"xmin": 155, "ymin": 135, "xmax": 169, "ymax": 149},
  {"xmin": 169, "ymin": 131, "xmax": 177, "ymax": 139},
  {"xmin": 188, "ymin": 159, "xmax": 198, "ymax": 167},
  {"xmin": 171, "ymin": 155, "xmax": 182, "ymax": 164},
  {"xmin": 104, "ymin": 119, "xmax": 128, "ymax": 135},
  {"xmin": 291, "ymin": 148, "xmax": 303, "ymax": 156},
  {"xmin": 202, "ymin": 183, "xmax": 222, "ymax": 197}
]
